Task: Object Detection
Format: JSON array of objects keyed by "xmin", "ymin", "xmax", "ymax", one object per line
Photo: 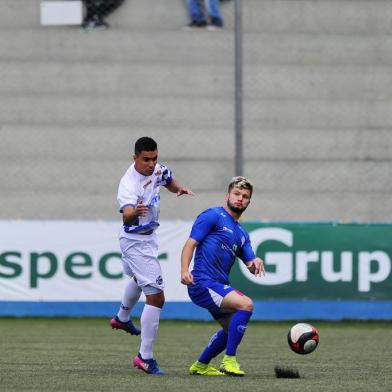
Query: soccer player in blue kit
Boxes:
[{"xmin": 181, "ymin": 176, "xmax": 265, "ymax": 376}]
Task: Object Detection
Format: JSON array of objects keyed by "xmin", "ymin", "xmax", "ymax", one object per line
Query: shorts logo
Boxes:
[
  {"xmin": 237, "ymin": 325, "xmax": 247, "ymax": 334},
  {"xmin": 156, "ymin": 275, "xmax": 163, "ymax": 285}
]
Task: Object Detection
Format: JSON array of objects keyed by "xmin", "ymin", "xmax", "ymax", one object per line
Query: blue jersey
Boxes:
[{"xmin": 190, "ymin": 207, "xmax": 256, "ymax": 285}]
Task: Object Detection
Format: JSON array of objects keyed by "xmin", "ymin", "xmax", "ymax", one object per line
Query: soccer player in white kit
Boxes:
[{"xmin": 111, "ymin": 137, "xmax": 194, "ymax": 375}]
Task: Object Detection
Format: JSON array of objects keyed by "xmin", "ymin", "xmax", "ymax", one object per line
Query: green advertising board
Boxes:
[{"xmin": 230, "ymin": 223, "xmax": 392, "ymax": 300}]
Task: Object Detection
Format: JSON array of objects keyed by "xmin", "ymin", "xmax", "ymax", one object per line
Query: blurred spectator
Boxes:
[
  {"xmin": 82, "ymin": 0, "xmax": 125, "ymax": 30},
  {"xmin": 186, "ymin": 0, "xmax": 224, "ymax": 30}
]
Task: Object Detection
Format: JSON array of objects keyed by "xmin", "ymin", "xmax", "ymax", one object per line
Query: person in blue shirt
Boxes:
[{"xmin": 181, "ymin": 176, "xmax": 265, "ymax": 376}]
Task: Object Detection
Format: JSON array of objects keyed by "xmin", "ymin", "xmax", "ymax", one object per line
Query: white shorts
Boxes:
[{"xmin": 119, "ymin": 237, "xmax": 164, "ymax": 294}]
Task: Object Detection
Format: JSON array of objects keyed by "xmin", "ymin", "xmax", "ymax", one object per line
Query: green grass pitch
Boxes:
[{"xmin": 0, "ymin": 318, "xmax": 391, "ymax": 392}]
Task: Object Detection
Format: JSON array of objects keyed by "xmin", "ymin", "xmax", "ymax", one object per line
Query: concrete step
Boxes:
[
  {"xmin": 0, "ymin": 125, "xmax": 235, "ymax": 161},
  {"xmin": 2, "ymin": 29, "xmax": 392, "ymax": 66},
  {"xmin": 244, "ymin": 98, "xmax": 392, "ymax": 130},
  {"xmin": 2, "ymin": 95, "xmax": 392, "ymax": 130},
  {"xmin": 2, "ymin": 161, "xmax": 390, "ymax": 221},
  {"xmin": 0, "ymin": 29, "xmax": 234, "ymax": 64},
  {"xmin": 2, "ymin": 124, "xmax": 391, "ymax": 162},
  {"xmin": 246, "ymin": 190, "xmax": 392, "ymax": 222},
  {"xmin": 245, "ymin": 128, "xmax": 392, "ymax": 161},
  {"xmin": 3, "ymin": 135, "xmax": 390, "ymax": 195},
  {"xmin": 2, "ymin": 159, "xmax": 233, "ymax": 193},
  {"xmin": 1, "ymin": 187, "xmax": 390, "ymax": 221},
  {"xmin": 0, "ymin": 61, "xmax": 234, "ymax": 97},
  {"xmin": 243, "ymin": 0, "xmax": 392, "ymax": 34},
  {"xmin": 2, "ymin": 152, "xmax": 392, "ymax": 193},
  {"xmin": 0, "ymin": 95, "xmax": 233, "ymax": 128},
  {"xmin": 3, "ymin": 61, "xmax": 392, "ymax": 101},
  {"xmin": 245, "ymin": 161, "xmax": 392, "ymax": 193},
  {"xmin": 2, "ymin": 0, "xmax": 392, "ymax": 34}
]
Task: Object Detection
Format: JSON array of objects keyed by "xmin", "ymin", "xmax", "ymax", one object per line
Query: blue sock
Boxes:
[
  {"xmin": 198, "ymin": 329, "xmax": 228, "ymax": 364},
  {"xmin": 226, "ymin": 310, "xmax": 252, "ymax": 356}
]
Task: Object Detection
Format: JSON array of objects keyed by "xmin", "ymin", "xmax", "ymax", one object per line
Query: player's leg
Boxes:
[
  {"xmin": 139, "ymin": 289, "xmax": 164, "ymax": 361},
  {"xmin": 189, "ymin": 327, "xmax": 228, "ymax": 376},
  {"xmin": 110, "ymin": 277, "xmax": 142, "ymax": 335},
  {"xmin": 110, "ymin": 241, "xmax": 142, "ymax": 335},
  {"xmin": 219, "ymin": 290, "xmax": 253, "ymax": 376},
  {"xmin": 129, "ymin": 239, "xmax": 165, "ymax": 375},
  {"xmin": 133, "ymin": 287, "xmax": 165, "ymax": 375},
  {"xmin": 187, "ymin": 282, "xmax": 235, "ymax": 376}
]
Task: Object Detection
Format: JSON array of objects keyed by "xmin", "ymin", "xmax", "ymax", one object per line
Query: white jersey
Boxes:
[{"xmin": 117, "ymin": 162, "xmax": 173, "ymax": 241}]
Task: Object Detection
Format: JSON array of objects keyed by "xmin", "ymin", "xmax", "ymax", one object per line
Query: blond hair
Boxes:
[{"xmin": 228, "ymin": 176, "xmax": 253, "ymax": 196}]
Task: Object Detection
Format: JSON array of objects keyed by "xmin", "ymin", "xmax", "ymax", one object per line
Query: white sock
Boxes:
[
  {"xmin": 139, "ymin": 304, "xmax": 162, "ymax": 360},
  {"xmin": 117, "ymin": 278, "xmax": 142, "ymax": 322}
]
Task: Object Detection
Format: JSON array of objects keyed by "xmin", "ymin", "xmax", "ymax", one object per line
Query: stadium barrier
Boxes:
[{"xmin": 1, "ymin": 221, "xmax": 391, "ymax": 320}]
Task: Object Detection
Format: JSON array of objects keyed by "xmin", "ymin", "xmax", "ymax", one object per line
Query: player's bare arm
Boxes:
[
  {"xmin": 165, "ymin": 178, "xmax": 195, "ymax": 196},
  {"xmin": 245, "ymin": 257, "xmax": 265, "ymax": 277},
  {"xmin": 180, "ymin": 238, "xmax": 198, "ymax": 285},
  {"xmin": 122, "ymin": 204, "xmax": 149, "ymax": 225}
]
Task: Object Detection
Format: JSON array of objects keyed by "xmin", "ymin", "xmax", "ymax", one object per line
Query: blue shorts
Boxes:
[{"xmin": 188, "ymin": 280, "xmax": 236, "ymax": 320}]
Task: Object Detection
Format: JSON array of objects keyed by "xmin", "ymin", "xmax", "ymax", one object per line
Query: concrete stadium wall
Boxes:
[{"xmin": 1, "ymin": 0, "xmax": 392, "ymax": 221}]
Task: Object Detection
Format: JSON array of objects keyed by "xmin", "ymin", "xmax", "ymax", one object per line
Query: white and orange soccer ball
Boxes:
[{"xmin": 287, "ymin": 323, "xmax": 319, "ymax": 355}]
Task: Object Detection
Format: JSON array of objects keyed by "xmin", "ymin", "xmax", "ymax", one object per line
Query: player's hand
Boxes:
[
  {"xmin": 177, "ymin": 187, "xmax": 195, "ymax": 197},
  {"xmin": 246, "ymin": 258, "xmax": 265, "ymax": 277},
  {"xmin": 135, "ymin": 202, "xmax": 149, "ymax": 217},
  {"xmin": 181, "ymin": 270, "xmax": 194, "ymax": 285}
]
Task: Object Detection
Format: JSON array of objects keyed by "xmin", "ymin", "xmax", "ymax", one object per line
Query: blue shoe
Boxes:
[
  {"xmin": 110, "ymin": 316, "xmax": 141, "ymax": 335},
  {"xmin": 133, "ymin": 353, "xmax": 165, "ymax": 375}
]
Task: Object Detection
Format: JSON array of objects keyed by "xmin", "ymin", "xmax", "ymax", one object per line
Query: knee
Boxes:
[
  {"xmin": 239, "ymin": 297, "xmax": 253, "ymax": 312},
  {"xmin": 146, "ymin": 291, "xmax": 165, "ymax": 309}
]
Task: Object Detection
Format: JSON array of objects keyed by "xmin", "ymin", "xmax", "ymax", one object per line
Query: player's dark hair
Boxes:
[{"xmin": 134, "ymin": 137, "xmax": 158, "ymax": 155}]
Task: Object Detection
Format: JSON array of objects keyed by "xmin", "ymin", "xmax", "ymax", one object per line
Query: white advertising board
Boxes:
[{"xmin": 0, "ymin": 221, "xmax": 192, "ymax": 301}]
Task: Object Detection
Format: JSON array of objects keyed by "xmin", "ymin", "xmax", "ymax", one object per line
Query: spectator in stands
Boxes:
[
  {"xmin": 186, "ymin": 0, "xmax": 224, "ymax": 30},
  {"xmin": 82, "ymin": 0, "xmax": 124, "ymax": 30}
]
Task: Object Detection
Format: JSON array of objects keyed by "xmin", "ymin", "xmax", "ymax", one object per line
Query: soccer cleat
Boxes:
[
  {"xmin": 189, "ymin": 361, "xmax": 226, "ymax": 376},
  {"xmin": 133, "ymin": 353, "xmax": 165, "ymax": 375},
  {"xmin": 219, "ymin": 355, "xmax": 245, "ymax": 377},
  {"xmin": 110, "ymin": 316, "xmax": 141, "ymax": 335}
]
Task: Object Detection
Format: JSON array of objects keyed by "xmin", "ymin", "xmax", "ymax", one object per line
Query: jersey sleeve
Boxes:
[
  {"xmin": 117, "ymin": 177, "xmax": 138, "ymax": 213},
  {"xmin": 190, "ymin": 209, "xmax": 219, "ymax": 243},
  {"xmin": 159, "ymin": 164, "xmax": 173, "ymax": 186},
  {"xmin": 238, "ymin": 232, "xmax": 256, "ymax": 263}
]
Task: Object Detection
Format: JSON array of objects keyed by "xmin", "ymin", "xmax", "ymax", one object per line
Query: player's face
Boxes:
[
  {"xmin": 226, "ymin": 186, "xmax": 251, "ymax": 214},
  {"xmin": 134, "ymin": 150, "xmax": 158, "ymax": 176}
]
